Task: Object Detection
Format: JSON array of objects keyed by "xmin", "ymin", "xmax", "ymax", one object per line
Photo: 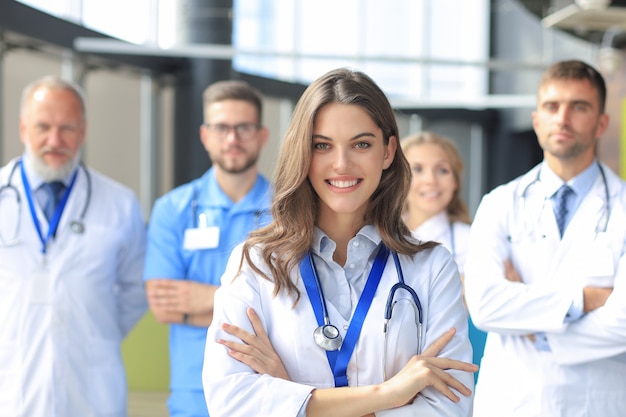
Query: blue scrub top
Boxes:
[{"xmin": 143, "ymin": 168, "xmax": 272, "ymax": 391}]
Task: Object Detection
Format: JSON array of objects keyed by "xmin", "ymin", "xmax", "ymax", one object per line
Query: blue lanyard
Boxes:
[
  {"xmin": 19, "ymin": 160, "xmax": 78, "ymax": 254},
  {"xmin": 300, "ymin": 243, "xmax": 389, "ymax": 387}
]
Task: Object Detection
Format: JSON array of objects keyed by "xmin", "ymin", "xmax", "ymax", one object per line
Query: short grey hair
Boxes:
[{"xmin": 20, "ymin": 75, "xmax": 86, "ymax": 119}]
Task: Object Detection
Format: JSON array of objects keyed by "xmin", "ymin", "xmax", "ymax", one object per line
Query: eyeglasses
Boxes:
[{"xmin": 204, "ymin": 122, "xmax": 261, "ymax": 141}]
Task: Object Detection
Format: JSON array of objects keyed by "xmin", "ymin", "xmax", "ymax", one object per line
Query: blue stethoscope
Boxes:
[
  {"xmin": 509, "ymin": 162, "xmax": 610, "ymax": 242},
  {"xmin": 301, "ymin": 243, "xmax": 423, "ymax": 384},
  {"xmin": 0, "ymin": 159, "xmax": 91, "ymax": 248}
]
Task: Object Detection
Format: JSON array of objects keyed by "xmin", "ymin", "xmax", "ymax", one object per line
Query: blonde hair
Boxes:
[
  {"xmin": 241, "ymin": 68, "xmax": 437, "ymax": 303},
  {"xmin": 401, "ymin": 131, "xmax": 471, "ymax": 224}
]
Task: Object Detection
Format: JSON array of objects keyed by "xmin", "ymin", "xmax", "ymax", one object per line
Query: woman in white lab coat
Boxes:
[
  {"xmin": 202, "ymin": 68, "xmax": 476, "ymax": 417},
  {"xmin": 400, "ymin": 132, "xmax": 486, "ymax": 376},
  {"xmin": 401, "ymin": 132, "xmax": 471, "ymax": 278}
]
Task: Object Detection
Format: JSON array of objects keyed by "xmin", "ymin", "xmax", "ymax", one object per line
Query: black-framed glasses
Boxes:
[{"xmin": 203, "ymin": 122, "xmax": 261, "ymax": 140}]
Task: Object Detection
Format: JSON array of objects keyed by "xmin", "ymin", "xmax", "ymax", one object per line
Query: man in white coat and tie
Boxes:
[{"xmin": 465, "ymin": 59, "xmax": 626, "ymax": 416}]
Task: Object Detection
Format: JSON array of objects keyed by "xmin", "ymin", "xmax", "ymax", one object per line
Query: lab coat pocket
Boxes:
[
  {"xmin": 0, "ymin": 343, "xmax": 20, "ymax": 415},
  {"xmin": 586, "ymin": 358, "xmax": 626, "ymax": 416},
  {"xmin": 88, "ymin": 338, "xmax": 126, "ymax": 416},
  {"xmin": 570, "ymin": 242, "xmax": 615, "ymax": 287}
]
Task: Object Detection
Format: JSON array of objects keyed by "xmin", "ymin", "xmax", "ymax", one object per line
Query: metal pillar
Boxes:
[
  {"xmin": 173, "ymin": 0, "xmax": 233, "ymax": 186},
  {"xmin": 140, "ymin": 71, "xmax": 161, "ymax": 221}
]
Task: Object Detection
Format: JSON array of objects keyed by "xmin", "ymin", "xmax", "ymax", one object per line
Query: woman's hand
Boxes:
[
  {"xmin": 380, "ymin": 328, "xmax": 477, "ymax": 408},
  {"xmin": 218, "ymin": 307, "xmax": 290, "ymax": 380}
]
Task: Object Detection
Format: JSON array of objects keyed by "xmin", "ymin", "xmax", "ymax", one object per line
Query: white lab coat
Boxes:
[
  {"xmin": 465, "ymin": 162, "xmax": 626, "ymax": 417},
  {"xmin": 203, "ymin": 229, "xmax": 474, "ymax": 417},
  {"xmin": 0, "ymin": 158, "xmax": 147, "ymax": 417},
  {"xmin": 411, "ymin": 211, "xmax": 471, "ymax": 275}
]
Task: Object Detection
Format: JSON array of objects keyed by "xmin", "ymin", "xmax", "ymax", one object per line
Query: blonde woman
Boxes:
[
  {"xmin": 401, "ymin": 131, "xmax": 486, "ymax": 379},
  {"xmin": 202, "ymin": 69, "xmax": 476, "ymax": 417},
  {"xmin": 401, "ymin": 132, "xmax": 471, "ymax": 275}
]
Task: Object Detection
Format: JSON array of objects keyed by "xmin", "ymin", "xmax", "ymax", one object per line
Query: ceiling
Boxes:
[{"xmin": 518, "ymin": 0, "xmax": 626, "ymax": 43}]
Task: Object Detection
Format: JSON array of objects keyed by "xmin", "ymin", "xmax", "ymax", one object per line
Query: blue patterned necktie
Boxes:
[
  {"xmin": 553, "ymin": 184, "xmax": 573, "ymax": 238},
  {"xmin": 42, "ymin": 181, "xmax": 66, "ymax": 221}
]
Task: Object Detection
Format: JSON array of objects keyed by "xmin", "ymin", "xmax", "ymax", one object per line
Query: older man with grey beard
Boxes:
[{"xmin": 0, "ymin": 75, "xmax": 147, "ymax": 417}]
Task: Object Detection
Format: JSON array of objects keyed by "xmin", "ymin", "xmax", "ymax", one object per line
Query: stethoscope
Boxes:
[
  {"xmin": 190, "ymin": 188, "xmax": 269, "ymax": 229},
  {"xmin": 509, "ymin": 162, "xmax": 610, "ymax": 242},
  {"xmin": 448, "ymin": 221, "xmax": 456, "ymax": 257},
  {"xmin": 303, "ymin": 244, "xmax": 423, "ymax": 382},
  {"xmin": 0, "ymin": 158, "xmax": 91, "ymax": 247}
]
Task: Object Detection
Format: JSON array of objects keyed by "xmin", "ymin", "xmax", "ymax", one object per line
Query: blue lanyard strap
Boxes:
[
  {"xmin": 300, "ymin": 243, "xmax": 389, "ymax": 387},
  {"xmin": 19, "ymin": 160, "xmax": 78, "ymax": 254},
  {"xmin": 300, "ymin": 252, "xmax": 339, "ymax": 370}
]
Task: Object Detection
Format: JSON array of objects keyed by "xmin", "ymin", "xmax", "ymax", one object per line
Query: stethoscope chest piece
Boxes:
[
  {"xmin": 70, "ymin": 221, "xmax": 85, "ymax": 234},
  {"xmin": 314, "ymin": 324, "xmax": 342, "ymax": 351}
]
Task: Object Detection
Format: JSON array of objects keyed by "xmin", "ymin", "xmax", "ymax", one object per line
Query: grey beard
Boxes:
[{"xmin": 24, "ymin": 146, "xmax": 81, "ymax": 182}]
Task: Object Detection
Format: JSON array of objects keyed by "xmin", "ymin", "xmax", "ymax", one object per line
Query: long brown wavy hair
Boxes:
[{"xmin": 241, "ymin": 68, "xmax": 437, "ymax": 303}]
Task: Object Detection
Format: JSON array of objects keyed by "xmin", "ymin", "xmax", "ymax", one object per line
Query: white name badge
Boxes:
[{"xmin": 183, "ymin": 226, "xmax": 220, "ymax": 250}]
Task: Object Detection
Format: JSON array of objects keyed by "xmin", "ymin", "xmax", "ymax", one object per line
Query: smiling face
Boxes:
[
  {"xmin": 308, "ymin": 103, "xmax": 396, "ymax": 231},
  {"xmin": 405, "ymin": 142, "xmax": 457, "ymax": 223}
]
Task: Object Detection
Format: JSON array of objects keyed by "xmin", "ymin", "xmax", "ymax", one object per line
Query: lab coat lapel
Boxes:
[
  {"xmin": 561, "ymin": 182, "xmax": 604, "ymax": 241},
  {"xmin": 56, "ymin": 168, "xmax": 87, "ymax": 238}
]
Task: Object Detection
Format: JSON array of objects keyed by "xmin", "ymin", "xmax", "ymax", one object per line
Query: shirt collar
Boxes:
[
  {"xmin": 200, "ymin": 167, "xmax": 270, "ymax": 212},
  {"xmin": 21, "ymin": 153, "xmax": 76, "ymax": 190},
  {"xmin": 414, "ymin": 211, "xmax": 449, "ymax": 237},
  {"xmin": 539, "ymin": 160, "xmax": 599, "ymax": 199},
  {"xmin": 311, "ymin": 224, "xmax": 381, "ymax": 258}
]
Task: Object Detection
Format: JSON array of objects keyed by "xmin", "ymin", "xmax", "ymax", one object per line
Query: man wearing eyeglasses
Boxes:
[{"xmin": 143, "ymin": 80, "xmax": 272, "ymax": 417}]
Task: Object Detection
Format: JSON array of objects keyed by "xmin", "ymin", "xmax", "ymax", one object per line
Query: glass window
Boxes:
[
  {"xmin": 233, "ymin": 0, "xmax": 490, "ymax": 103},
  {"xmin": 17, "ymin": 0, "xmax": 79, "ymax": 22},
  {"xmin": 18, "ymin": 0, "xmax": 156, "ymax": 44},
  {"xmin": 18, "ymin": 0, "xmax": 491, "ymax": 103},
  {"xmin": 82, "ymin": 0, "xmax": 153, "ymax": 44}
]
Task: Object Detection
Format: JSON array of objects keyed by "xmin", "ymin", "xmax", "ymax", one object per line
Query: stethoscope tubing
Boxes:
[
  {"xmin": 516, "ymin": 162, "xmax": 610, "ymax": 238},
  {"xmin": 191, "ymin": 185, "xmax": 269, "ymax": 229},
  {"xmin": 0, "ymin": 182, "xmax": 21, "ymax": 246},
  {"xmin": 0, "ymin": 158, "xmax": 91, "ymax": 246},
  {"xmin": 310, "ymin": 247, "xmax": 424, "ymax": 350}
]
